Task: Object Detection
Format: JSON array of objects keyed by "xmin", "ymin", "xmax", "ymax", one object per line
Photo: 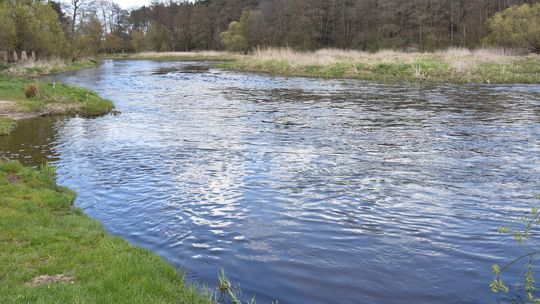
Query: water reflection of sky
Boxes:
[{"xmin": 2, "ymin": 60, "xmax": 539, "ymax": 304}]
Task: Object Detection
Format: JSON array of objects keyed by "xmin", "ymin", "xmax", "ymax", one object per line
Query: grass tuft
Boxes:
[{"xmin": 24, "ymin": 83, "xmax": 39, "ymax": 98}]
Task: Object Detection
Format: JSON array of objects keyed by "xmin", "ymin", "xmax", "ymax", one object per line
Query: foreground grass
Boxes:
[
  {"xmin": 0, "ymin": 161, "xmax": 213, "ymax": 304},
  {"xmin": 223, "ymin": 47, "xmax": 540, "ymax": 83},
  {"xmin": 0, "ymin": 75, "xmax": 114, "ymax": 123}
]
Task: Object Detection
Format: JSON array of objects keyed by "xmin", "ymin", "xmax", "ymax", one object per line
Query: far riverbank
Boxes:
[{"xmin": 104, "ymin": 47, "xmax": 540, "ymax": 84}]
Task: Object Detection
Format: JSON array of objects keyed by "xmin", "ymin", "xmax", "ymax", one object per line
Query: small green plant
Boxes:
[
  {"xmin": 0, "ymin": 116, "xmax": 15, "ymax": 135},
  {"xmin": 24, "ymin": 83, "xmax": 39, "ymax": 98},
  {"xmin": 491, "ymin": 196, "xmax": 540, "ymax": 303},
  {"xmin": 217, "ymin": 268, "xmax": 256, "ymax": 304},
  {"xmin": 40, "ymin": 162, "xmax": 56, "ymax": 178},
  {"xmin": 37, "ymin": 162, "xmax": 59, "ymax": 190}
]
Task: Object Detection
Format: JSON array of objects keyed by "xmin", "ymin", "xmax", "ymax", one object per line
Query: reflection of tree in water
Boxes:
[{"xmin": 0, "ymin": 117, "xmax": 62, "ymax": 166}]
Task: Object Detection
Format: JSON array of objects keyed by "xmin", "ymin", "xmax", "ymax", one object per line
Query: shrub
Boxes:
[
  {"xmin": 484, "ymin": 3, "xmax": 540, "ymax": 53},
  {"xmin": 24, "ymin": 83, "xmax": 39, "ymax": 98},
  {"xmin": 220, "ymin": 10, "xmax": 265, "ymax": 54}
]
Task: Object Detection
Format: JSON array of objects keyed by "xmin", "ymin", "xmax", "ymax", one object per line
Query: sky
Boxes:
[{"xmin": 113, "ymin": 0, "xmax": 152, "ymax": 9}]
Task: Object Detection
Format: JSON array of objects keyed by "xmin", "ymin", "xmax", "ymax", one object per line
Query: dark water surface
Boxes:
[{"xmin": 2, "ymin": 60, "xmax": 540, "ymax": 303}]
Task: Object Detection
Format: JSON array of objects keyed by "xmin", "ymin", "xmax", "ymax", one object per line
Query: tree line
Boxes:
[
  {"xmin": 133, "ymin": 0, "xmax": 540, "ymax": 52},
  {"xmin": 0, "ymin": 0, "xmax": 539, "ymax": 61}
]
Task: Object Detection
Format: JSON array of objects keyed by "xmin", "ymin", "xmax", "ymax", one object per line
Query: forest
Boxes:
[{"xmin": 0, "ymin": 0, "xmax": 539, "ymax": 61}]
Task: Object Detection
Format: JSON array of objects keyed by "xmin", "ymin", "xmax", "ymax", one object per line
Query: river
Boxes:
[{"xmin": 1, "ymin": 60, "xmax": 540, "ymax": 303}]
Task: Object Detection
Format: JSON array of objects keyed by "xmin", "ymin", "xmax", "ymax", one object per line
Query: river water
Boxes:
[{"xmin": 1, "ymin": 60, "xmax": 540, "ymax": 303}]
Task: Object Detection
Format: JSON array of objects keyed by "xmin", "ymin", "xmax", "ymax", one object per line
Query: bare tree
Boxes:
[{"xmin": 68, "ymin": 0, "xmax": 96, "ymax": 38}]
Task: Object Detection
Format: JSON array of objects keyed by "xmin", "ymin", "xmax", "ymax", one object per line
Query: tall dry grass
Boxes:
[
  {"xmin": 127, "ymin": 51, "xmax": 240, "ymax": 61},
  {"xmin": 125, "ymin": 47, "xmax": 527, "ymax": 75},
  {"xmin": 7, "ymin": 58, "xmax": 65, "ymax": 72},
  {"xmin": 251, "ymin": 46, "xmax": 520, "ymax": 69},
  {"xmin": 435, "ymin": 47, "xmax": 517, "ymax": 72},
  {"xmin": 224, "ymin": 46, "xmax": 540, "ymax": 82},
  {"xmin": 136, "ymin": 51, "xmax": 230, "ymax": 58},
  {"xmin": 5, "ymin": 57, "xmax": 98, "ymax": 75}
]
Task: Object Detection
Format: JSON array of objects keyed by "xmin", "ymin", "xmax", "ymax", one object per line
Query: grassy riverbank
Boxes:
[
  {"xmin": 116, "ymin": 48, "xmax": 540, "ymax": 83},
  {"xmin": 102, "ymin": 51, "xmax": 238, "ymax": 62},
  {"xmin": 0, "ymin": 161, "xmax": 212, "ymax": 303},
  {"xmin": 1, "ymin": 59, "xmax": 100, "ymax": 77},
  {"xmin": 0, "ymin": 58, "xmax": 112, "ymax": 136},
  {"xmin": 223, "ymin": 47, "xmax": 540, "ymax": 83},
  {"xmin": 0, "ymin": 75, "xmax": 114, "ymax": 120}
]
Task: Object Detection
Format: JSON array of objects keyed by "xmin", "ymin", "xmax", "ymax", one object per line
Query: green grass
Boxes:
[
  {"xmin": 0, "ymin": 161, "xmax": 213, "ymax": 304},
  {"xmin": 0, "ymin": 75, "xmax": 114, "ymax": 118},
  {"xmin": 0, "ymin": 117, "xmax": 15, "ymax": 136},
  {"xmin": 476, "ymin": 58, "xmax": 540, "ymax": 83}
]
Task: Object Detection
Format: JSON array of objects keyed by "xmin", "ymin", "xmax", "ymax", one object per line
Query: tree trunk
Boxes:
[
  {"xmin": 7, "ymin": 51, "xmax": 15, "ymax": 63},
  {"xmin": 71, "ymin": 4, "xmax": 79, "ymax": 38}
]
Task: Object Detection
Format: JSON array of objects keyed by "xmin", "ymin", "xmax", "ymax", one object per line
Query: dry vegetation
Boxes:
[
  {"xmin": 248, "ymin": 47, "xmax": 516, "ymax": 69},
  {"xmin": 222, "ymin": 47, "xmax": 540, "ymax": 83},
  {"xmin": 104, "ymin": 51, "xmax": 239, "ymax": 62},
  {"xmin": 113, "ymin": 47, "xmax": 540, "ymax": 83},
  {"xmin": 4, "ymin": 58, "xmax": 100, "ymax": 76},
  {"xmin": 435, "ymin": 48, "xmax": 514, "ymax": 71}
]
